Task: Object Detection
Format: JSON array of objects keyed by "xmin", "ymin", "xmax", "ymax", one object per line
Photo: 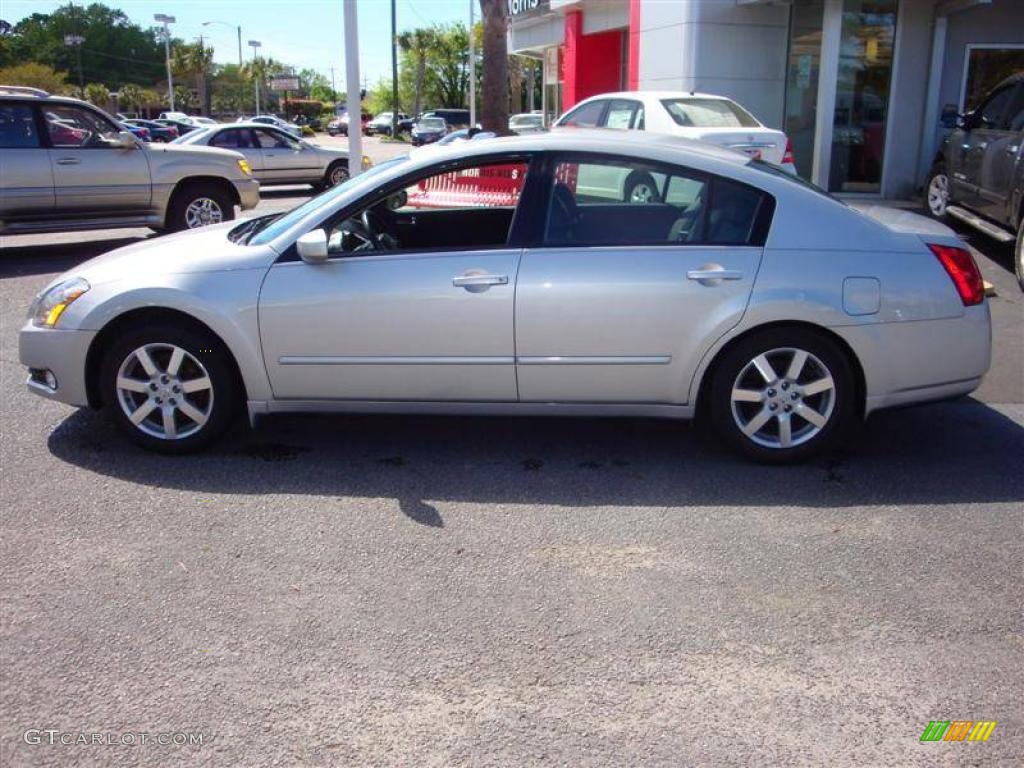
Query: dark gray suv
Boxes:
[{"xmin": 926, "ymin": 72, "xmax": 1024, "ymax": 289}]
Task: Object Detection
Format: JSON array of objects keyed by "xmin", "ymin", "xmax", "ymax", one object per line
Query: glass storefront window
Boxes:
[
  {"xmin": 784, "ymin": 1, "xmax": 825, "ymax": 181},
  {"xmin": 828, "ymin": 0, "xmax": 897, "ymax": 194}
]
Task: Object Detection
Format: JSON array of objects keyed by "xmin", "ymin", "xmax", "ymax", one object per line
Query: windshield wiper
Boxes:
[{"xmin": 228, "ymin": 213, "xmax": 282, "ymax": 244}]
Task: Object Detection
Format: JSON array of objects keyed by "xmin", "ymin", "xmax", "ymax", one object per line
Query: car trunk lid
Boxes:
[{"xmin": 689, "ymin": 127, "xmax": 788, "ymax": 164}]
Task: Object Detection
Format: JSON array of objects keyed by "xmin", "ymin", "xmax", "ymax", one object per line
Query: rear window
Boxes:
[
  {"xmin": 661, "ymin": 98, "xmax": 759, "ymax": 128},
  {"xmin": 0, "ymin": 103, "xmax": 39, "ymax": 148}
]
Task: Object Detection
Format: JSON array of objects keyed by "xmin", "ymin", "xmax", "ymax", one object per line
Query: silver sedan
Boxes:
[
  {"xmin": 174, "ymin": 122, "xmax": 369, "ymax": 189},
  {"xmin": 19, "ymin": 131, "xmax": 991, "ymax": 461}
]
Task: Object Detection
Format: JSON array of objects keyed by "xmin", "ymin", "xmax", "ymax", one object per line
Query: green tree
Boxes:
[
  {"xmin": 118, "ymin": 82, "xmax": 143, "ymax": 113},
  {"xmin": 397, "ymin": 28, "xmax": 438, "ymax": 116},
  {"xmin": 84, "ymin": 81, "xmax": 110, "ymax": 107},
  {"xmin": 173, "ymin": 84, "xmax": 196, "ymax": 112},
  {"xmin": 0, "ymin": 62, "xmax": 70, "ymax": 93},
  {"xmin": 6, "ymin": 3, "xmax": 166, "ymax": 89},
  {"xmin": 172, "ymin": 41, "xmax": 214, "ymax": 114}
]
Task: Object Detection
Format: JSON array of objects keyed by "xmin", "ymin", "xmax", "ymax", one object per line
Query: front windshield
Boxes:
[
  {"xmin": 247, "ymin": 156, "xmax": 410, "ymax": 246},
  {"xmin": 511, "ymin": 115, "xmax": 541, "ymax": 127},
  {"xmin": 170, "ymin": 128, "xmax": 209, "ymax": 144},
  {"xmin": 417, "ymin": 117, "xmax": 446, "ymax": 131}
]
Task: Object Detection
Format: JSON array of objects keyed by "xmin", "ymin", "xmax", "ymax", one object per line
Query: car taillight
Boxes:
[
  {"xmin": 782, "ymin": 138, "xmax": 795, "ymax": 166},
  {"xmin": 928, "ymin": 244, "xmax": 984, "ymax": 306}
]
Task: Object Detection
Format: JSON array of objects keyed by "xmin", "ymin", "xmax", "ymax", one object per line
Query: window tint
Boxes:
[
  {"xmin": 44, "ymin": 104, "xmax": 121, "ymax": 148},
  {"xmin": 604, "ymin": 100, "xmax": 639, "ymax": 130},
  {"xmin": 544, "ymin": 157, "xmax": 768, "ymax": 247},
  {"xmin": 209, "ymin": 128, "xmax": 254, "ymax": 148},
  {"xmin": 255, "ymin": 128, "xmax": 299, "ymax": 149},
  {"xmin": 324, "ymin": 159, "xmax": 530, "ymax": 256},
  {"xmin": 661, "ymin": 98, "xmax": 759, "ymax": 128},
  {"xmin": 1003, "ymin": 85, "xmax": 1024, "ymax": 132},
  {"xmin": 559, "ymin": 100, "xmax": 605, "ymax": 128},
  {"xmin": 0, "ymin": 103, "xmax": 39, "ymax": 148},
  {"xmin": 978, "ymin": 86, "xmax": 1014, "ymax": 129}
]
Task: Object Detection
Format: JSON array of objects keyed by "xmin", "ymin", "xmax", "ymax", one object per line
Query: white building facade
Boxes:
[{"xmin": 509, "ymin": 0, "xmax": 1024, "ymax": 198}]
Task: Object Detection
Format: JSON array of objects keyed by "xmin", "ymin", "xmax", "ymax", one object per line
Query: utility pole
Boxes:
[
  {"xmin": 154, "ymin": 13, "xmax": 176, "ymax": 111},
  {"xmin": 330, "ymin": 66, "xmax": 337, "ymax": 103},
  {"xmin": 63, "ymin": 34, "xmax": 85, "ymax": 98},
  {"xmin": 344, "ymin": 0, "xmax": 363, "ymax": 177},
  {"xmin": 390, "ymin": 0, "xmax": 398, "ymax": 137},
  {"xmin": 249, "ymin": 39, "xmax": 262, "ymax": 115},
  {"xmin": 468, "ymin": 0, "xmax": 475, "ymax": 125}
]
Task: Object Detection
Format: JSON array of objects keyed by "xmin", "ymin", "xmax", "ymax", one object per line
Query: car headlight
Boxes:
[
  {"xmin": 362, "ymin": 155, "xmax": 372, "ymax": 169},
  {"xmin": 31, "ymin": 277, "xmax": 90, "ymax": 328},
  {"xmin": 237, "ymin": 158, "xmax": 253, "ymax": 176}
]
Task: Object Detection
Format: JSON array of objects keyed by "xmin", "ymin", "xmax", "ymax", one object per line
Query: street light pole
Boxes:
[
  {"xmin": 390, "ymin": 0, "xmax": 398, "ymax": 138},
  {"xmin": 249, "ymin": 40, "xmax": 262, "ymax": 115},
  {"xmin": 154, "ymin": 13, "xmax": 176, "ymax": 112},
  {"xmin": 202, "ymin": 21, "xmax": 243, "ymax": 67},
  {"xmin": 343, "ymin": 0, "xmax": 362, "ymax": 178},
  {"xmin": 63, "ymin": 34, "xmax": 85, "ymax": 98}
]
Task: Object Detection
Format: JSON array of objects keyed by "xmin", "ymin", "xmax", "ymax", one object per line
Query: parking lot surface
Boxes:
[{"xmin": 1, "ymin": 170, "xmax": 1021, "ymax": 766}]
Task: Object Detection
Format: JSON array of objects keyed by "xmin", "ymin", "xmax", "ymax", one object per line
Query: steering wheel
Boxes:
[{"xmin": 360, "ymin": 208, "xmax": 399, "ymax": 251}]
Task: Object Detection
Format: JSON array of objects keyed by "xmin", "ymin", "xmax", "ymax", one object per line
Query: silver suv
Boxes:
[{"xmin": 0, "ymin": 87, "xmax": 260, "ymax": 235}]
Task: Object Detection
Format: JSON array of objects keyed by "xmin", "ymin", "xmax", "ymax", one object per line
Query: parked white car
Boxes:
[{"xmin": 555, "ymin": 91, "xmax": 796, "ymax": 180}]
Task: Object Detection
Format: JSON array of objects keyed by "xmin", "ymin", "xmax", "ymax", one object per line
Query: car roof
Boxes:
[{"xmin": 576, "ymin": 91, "xmax": 735, "ymax": 103}]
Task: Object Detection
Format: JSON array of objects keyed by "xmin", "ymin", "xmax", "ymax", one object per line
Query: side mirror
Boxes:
[
  {"xmin": 111, "ymin": 130, "xmax": 138, "ymax": 149},
  {"xmin": 957, "ymin": 111, "xmax": 978, "ymax": 131},
  {"xmin": 296, "ymin": 230, "xmax": 329, "ymax": 264}
]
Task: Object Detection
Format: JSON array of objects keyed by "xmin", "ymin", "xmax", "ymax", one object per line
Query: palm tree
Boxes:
[
  {"xmin": 397, "ymin": 28, "xmax": 436, "ymax": 116},
  {"xmin": 478, "ymin": 0, "xmax": 509, "ymax": 133},
  {"xmin": 172, "ymin": 42, "xmax": 214, "ymax": 114},
  {"xmin": 84, "ymin": 82, "xmax": 110, "ymax": 108},
  {"xmin": 118, "ymin": 83, "xmax": 143, "ymax": 114}
]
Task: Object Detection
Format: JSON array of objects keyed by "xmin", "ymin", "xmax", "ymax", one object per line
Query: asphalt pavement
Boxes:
[{"xmin": 0, "ymin": 165, "xmax": 1021, "ymax": 766}]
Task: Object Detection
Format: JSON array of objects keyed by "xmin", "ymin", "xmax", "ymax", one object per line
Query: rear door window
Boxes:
[
  {"xmin": 559, "ymin": 100, "xmax": 606, "ymax": 128},
  {"xmin": 542, "ymin": 155, "xmax": 772, "ymax": 247},
  {"xmin": 0, "ymin": 103, "xmax": 39, "ymax": 148}
]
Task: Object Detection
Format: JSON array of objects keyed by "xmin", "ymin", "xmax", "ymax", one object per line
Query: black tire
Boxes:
[
  {"xmin": 708, "ymin": 327, "xmax": 857, "ymax": 464},
  {"xmin": 1015, "ymin": 216, "xmax": 1024, "ymax": 293},
  {"xmin": 924, "ymin": 163, "xmax": 949, "ymax": 220},
  {"xmin": 166, "ymin": 182, "xmax": 235, "ymax": 232},
  {"xmin": 325, "ymin": 161, "xmax": 350, "ymax": 188},
  {"xmin": 99, "ymin": 323, "xmax": 240, "ymax": 454},
  {"xmin": 623, "ymin": 171, "xmax": 660, "ymax": 204}
]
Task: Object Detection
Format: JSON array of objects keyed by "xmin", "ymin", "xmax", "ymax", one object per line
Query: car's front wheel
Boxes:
[
  {"xmin": 167, "ymin": 182, "xmax": 235, "ymax": 232},
  {"xmin": 925, "ymin": 163, "xmax": 949, "ymax": 220},
  {"xmin": 100, "ymin": 323, "xmax": 239, "ymax": 453},
  {"xmin": 709, "ymin": 328, "xmax": 856, "ymax": 463}
]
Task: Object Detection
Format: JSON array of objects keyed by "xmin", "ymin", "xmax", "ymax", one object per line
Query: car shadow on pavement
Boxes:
[{"xmin": 47, "ymin": 398, "xmax": 1024, "ymax": 527}]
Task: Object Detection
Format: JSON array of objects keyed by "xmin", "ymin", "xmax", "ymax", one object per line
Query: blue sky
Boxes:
[{"xmin": 4, "ymin": 0, "xmax": 471, "ymax": 85}]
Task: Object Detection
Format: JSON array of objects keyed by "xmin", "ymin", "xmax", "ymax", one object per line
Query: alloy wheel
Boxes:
[
  {"xmin": 115, "ymin": 343, "xmax": 214, "ymax": 440},
  {"xmin": 184, "ymin": 197, "xmax": 224, "ymax": 228},
  {"xmin": 730, "ymin": 347, "xmax": 836, "ymax": 449},
  {"xmin": 927, "ymin": 173, "xmax": 948, "ymax": 217},
  {"xmin": 629, "ymin": 183, "xmax": 656, "ymax": 204},
  {"xmin": 329, "ymin": 165, "xmax": 349, "ymax": 186}
]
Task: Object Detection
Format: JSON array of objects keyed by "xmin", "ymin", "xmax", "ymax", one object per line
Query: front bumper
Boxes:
[
  {"xmin": 19, "ymin": 322, "xmax": 97, "ymax": 407},
  {"xmin": 235, "ymin": 178, "xmax": 260, "ymax": 211}
]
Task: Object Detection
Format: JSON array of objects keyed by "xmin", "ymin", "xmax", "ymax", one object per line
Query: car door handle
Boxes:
[
  {"xmin": 687, "ymin": 268, "xmax": 744, "ymax": 281},
  {"xmin": 452, "ymin": 274, "xmax": 508, "ymax": 287},
  {"xmin": 55, "ymin": 157, "xmax": 80, "ymax": 165}
]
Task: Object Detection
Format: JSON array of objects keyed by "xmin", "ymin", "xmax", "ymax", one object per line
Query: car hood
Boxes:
[
  {"xmin": 144, "ymin": 142, "xmax": 244, "ymax": 163},
  {"xmin": 59, "ymin": 222, "xmax": 275, "ymax": 288}
]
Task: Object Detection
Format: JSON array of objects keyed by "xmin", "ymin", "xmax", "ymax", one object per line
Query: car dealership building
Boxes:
[{"xmin": 509, "ymin": 0, "xmax": 1023, "ymax": 198}]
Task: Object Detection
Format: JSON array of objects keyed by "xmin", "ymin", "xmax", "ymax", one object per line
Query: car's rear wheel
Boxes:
[
  {"xmin": 709, "ymin": 328, "xmax": 856, "ymax": 463},
  {"xmin": 100, "ymin": 324, "xmax": 239, "ymax": 453},
  {"xmin": 167, "ymin": 182, "xmax": 235, "ymax": 232},
  {"xmin": 623, "ymin": 171, "xmax": 660, "ymax": 204},
  {"xmin": 1015, "ymin": 216, "xmax": 1024, "ymax": 292},
  {"xmin": 925, "ymin": 164, "xmax": 949, "ymax": 220}
]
